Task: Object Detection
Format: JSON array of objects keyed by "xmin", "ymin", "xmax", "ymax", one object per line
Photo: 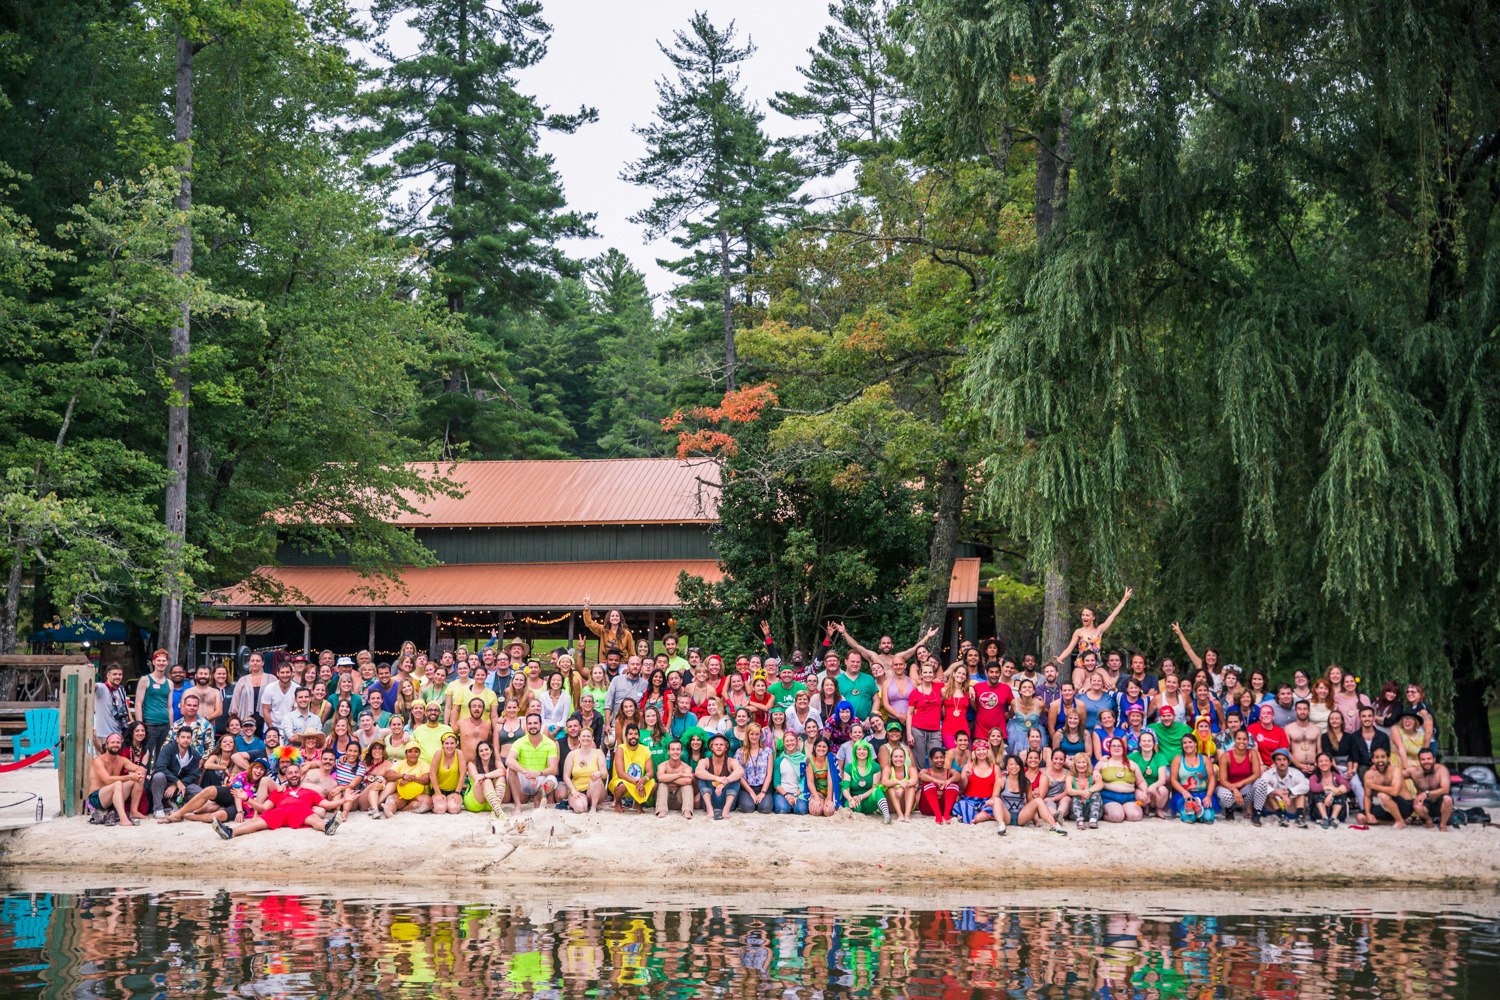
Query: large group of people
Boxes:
[{"xmin": 84, "ymin": 592, "xmax": 1464, "ymax": 839}]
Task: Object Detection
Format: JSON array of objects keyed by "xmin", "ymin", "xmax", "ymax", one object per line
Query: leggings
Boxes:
[
  {"xmin": 697, "ymin": 778, "xmax": 741, "ymax": 813},
  {"xmin": 920, "ymin": 783, "xmax": 959, "ymax": 820},
  {"xmin": 1070, "ymin": 793, "xmax": 1102, "ymax": 824}
]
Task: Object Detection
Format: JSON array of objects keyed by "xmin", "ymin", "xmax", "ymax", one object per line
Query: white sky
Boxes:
[{"xmin": 373, "ymin": 1, "xmax": 841, "ymax": 302}]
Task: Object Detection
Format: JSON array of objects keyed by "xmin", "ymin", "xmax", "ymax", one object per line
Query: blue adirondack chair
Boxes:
[{"xmin": 15, "ymin": 708, "xmax": 60, "ymax": 766}]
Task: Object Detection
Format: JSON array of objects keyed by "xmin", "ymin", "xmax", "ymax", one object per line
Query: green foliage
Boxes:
[{"xmin": 364, "ymin": 0, "xmax": 595, "ymax": 457}]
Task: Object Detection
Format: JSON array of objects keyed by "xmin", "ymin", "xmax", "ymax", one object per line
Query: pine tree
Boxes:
[
  {"xmin": 365, "ymin": 0, "xmax": 595, "ymax": 457},
  {"xmin": 622, "ymin": 12, "xmax": 803, "ymax": 392},
  {"xmin": 583, "ymin": 251, "xmax": 673, "ymax": 456}
]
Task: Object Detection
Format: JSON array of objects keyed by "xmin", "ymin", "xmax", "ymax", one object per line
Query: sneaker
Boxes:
[
  {"xmin": 1278, "ymin": 815, "xmax": 1289, "ymax": 828},
  {"xmin": 1181, "ymin": 811, "xmax": 1196, "ymax": 824},
  {"xmin": 1201, "ymin": 810, "xmax": 1215, "ymax": 824},
  {"xmin": 555, "ymin": 802, "xmax": 569, "ymax": 810},
  {"xmin": 1295, "ymin": 815, "xmax": 1308, "ymax": 829},
  {"xmin": 323, "ymin": 814, "xmax": 341, "ymax": 836},
  {"xmin": 1050, "ymin": 825, "xmax": 1068, "ymax": 836},
  {"xmin": 1251, "ymin": 812, "xmax": 1262, "ymax": 827},
  {"xmin": 995, "ymin": 824, "xmax": 1006, "ymax": 836},
  {"xmin": 213, "ymin": 819, "xmax": 232, "ymax": 841},
  {"xmin": 1088, "ymin": 819, "xmax": 1098, "ymax": 829},
  {"xmin": 882, "ymin": 809, "xmax": 892, "ymax": 825},
  {"xmin": 1319, "ymin": 818, "xmax": 1331, "ymax": 829},
  {"xmin": 153, "ymin": 809, "xmax": 166, "ymax": 819}
]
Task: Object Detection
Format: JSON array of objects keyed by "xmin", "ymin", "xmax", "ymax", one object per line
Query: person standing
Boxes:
[
  {"xmin": 93, "ymin": 664, "xmax": 131, "ymax": 754},
  {"xmin": 134, "ymin": 650, "xmax": 173, "ymax": 762}
]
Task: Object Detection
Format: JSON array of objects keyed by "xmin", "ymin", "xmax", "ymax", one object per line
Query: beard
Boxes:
[
  {"xmin": 284, "ymin": 774, "xmax": 302, "ymax": 787},
  {"xmin": 104, "ymin": 746, "xmax": 119, "ymax": 756}
]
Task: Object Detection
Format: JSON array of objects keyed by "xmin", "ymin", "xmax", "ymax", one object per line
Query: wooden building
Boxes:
[{"xmin": 206, "ymin": 457, "xmax": 982, "ymax": 659}]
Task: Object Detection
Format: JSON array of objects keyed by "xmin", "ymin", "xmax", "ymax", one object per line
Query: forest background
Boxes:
[{"xmin": 0, "ymin": 0, "xmax": 1495, "ymax": 753}]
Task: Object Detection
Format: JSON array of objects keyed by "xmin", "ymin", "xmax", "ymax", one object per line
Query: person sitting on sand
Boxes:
[
  {"xmin": 1363, "ymin": 746, "xmax": 1413, "ymax": 829},
  {"xmin": 880, "ymin": 744, "xmax": 918, "ymax": 821},
  {"xmin": 384, "ymin": 743, "xmax": 433, "ymax": 816},
  {"xmin": 214, "ymin": 762, "xmax": 342, "ymax": 839},
  {"xmin": 1254, "ymin": 748, "xmax": 1308, "ymax": 828},
  {"xmin": 504, "ymin": 712, "xmax": 559, "ymax": 812},
  {"xmin": 1170, "ymin": 734, "xmax": 1216, "ymax": 824},
  {"xmin": 610, "ymin": 723, "xmax": 656, "ymax": 812},
  {"xmin": 1409, "ymin": 749, "xmax": 1454, "ymax": 832},
  {"xmin": 695, "ymin": 732, "xmax": 744, "ymax": 820},
  {"xmin": 87, "ymin": 732, "xmax": 146, "ymax": 827},
  {"xmin": 428, "ymin": 732, "xmax": 466, "ymax": 814},
  {"xmin": 655, "ymin": 738, "xmax": 696, "ymax": 818},
  {"xmin": 158, "ymin": 734, "xmax": 239, "ymax": 824},
  {"xmin": 840, "ymin": 739, "xmax": 891, "ymax": 823}
]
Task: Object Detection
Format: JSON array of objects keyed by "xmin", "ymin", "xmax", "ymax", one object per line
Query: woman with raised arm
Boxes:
[
  {"xmin": 1170, "ymin": 621, "xmax": 1224, "ymax": 692},
  {"xmin": 581, "ymin": 594, "xmax": 634, "ymax": 664},
  {"xmin": 1051, "ymin": 589, "xmax": 1133, "ymax": 673}
]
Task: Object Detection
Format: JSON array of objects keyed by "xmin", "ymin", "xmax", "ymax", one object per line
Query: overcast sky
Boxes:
[{"xmin": 373, "ymin": 1, "xmax": 841, "ymax": 302}]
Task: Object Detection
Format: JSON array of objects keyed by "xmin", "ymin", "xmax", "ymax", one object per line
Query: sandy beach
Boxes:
[{"xmin": 1, "ymin": 765, "xmax": 1496, "ymax": 890}]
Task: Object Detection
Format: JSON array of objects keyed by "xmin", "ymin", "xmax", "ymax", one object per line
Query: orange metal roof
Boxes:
[
  {"xmin": 212, "ymin": 561, "xmax": 726, "ymax": 611},
  {"xmin": 213, "ymin": 558, "xmax": 982, "ymax": 611},
  {"xmin": 369, "ymin": 458, "xmax": 720, "ymax": 528},
  {"xmin": 192, "ymin": 617, "xmax": 272, "ymax": 636},
  {"xmin": 948, "ymin": 558, "xmax": 982, "ymax": 606}
]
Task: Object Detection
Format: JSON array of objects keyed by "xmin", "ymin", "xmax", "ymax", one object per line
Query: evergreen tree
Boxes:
[
  {"xmin": 770, "ymin": 0, "xmax": 905, "ymax": 174},
  {"xmin": 623, "ymin": 12, "xmax": 803, "ymax": 392},
  {"xmin": 583, "ymin": 251, "xmax": 673, "ymax": 456},
  {"xmin": 365, "ymin": 0, "xmax": 594, "ymax": 456}
]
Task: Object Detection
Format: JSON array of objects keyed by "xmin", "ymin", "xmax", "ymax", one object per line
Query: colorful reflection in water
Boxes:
[{"xmin": 0, "ymin": 888, "xmax": 1495, "ymax": 997}]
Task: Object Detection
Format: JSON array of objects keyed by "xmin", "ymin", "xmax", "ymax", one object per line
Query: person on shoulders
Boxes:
[{"xmin": 1052, "ymin": 590, "xmax": 1133, "ymax": 682}]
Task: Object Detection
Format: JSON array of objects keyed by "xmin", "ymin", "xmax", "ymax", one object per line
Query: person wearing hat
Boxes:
[
  {"xmin": 1253, "ymin": 746, "xmax": 1310, "ymax": 827},
  {"xmin": 1146, "ymin": 705, "xmax": 1194, "ymax": 761},
  {"xmin": 694, "ymin": 731, "xmax": 743, "ymax": 820},
  {"xmin": 412, "ymin": 699, "xmax": 455, "ymax": 766},
  {"xmin": 877, "ymin": 719, "xmax": 914, "ymax": 772},
  {"xmin": 385, "ymin": 743, "xmax": 432, "ymax": 815}
]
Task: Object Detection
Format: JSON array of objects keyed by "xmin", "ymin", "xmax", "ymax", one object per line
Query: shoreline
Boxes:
[{"xmin": 3, "ymin": 769, "xmax": 1496, "ymax": 891}]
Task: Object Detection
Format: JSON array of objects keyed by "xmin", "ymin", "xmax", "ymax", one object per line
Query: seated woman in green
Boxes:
[{"xmin": 840, "ymin": 739, "xmax": 891, "ymax": 823}]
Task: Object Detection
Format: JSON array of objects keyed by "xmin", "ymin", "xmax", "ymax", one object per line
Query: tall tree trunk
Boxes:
[
  {"xmin": 1, "ymin": 560, "xmax": 21, "ymax": 654},
  {"xmin": 159, "ymin": 30, "xmax": 194, "ymax": 664},
  {"xmin": 1450, "ymin": 644, "xmax": 1492, "ymax": 757},
  {"xmin": 719, "ymin": 226, "xmax": 736, "ymax": 390},
  {"xmin": 1042, "ymin": 548, "xmax": 1070, "ymax": 664},
  {"xmin": 920, "ymin": 455, "xmax": 965, "ymax": 643}
]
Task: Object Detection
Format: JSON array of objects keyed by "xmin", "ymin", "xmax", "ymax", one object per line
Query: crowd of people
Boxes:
[{"xmin": 83, "ymin": 592, "xmax": 1464, "ymax": 839}]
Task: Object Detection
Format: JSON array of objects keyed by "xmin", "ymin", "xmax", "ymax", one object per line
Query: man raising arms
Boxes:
[{"xmin": 834, "ymin": 622, "xmax": 939, "ymax": 674}]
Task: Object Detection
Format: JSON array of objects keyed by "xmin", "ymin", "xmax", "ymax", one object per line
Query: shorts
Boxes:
[
  {"xmin": 87, "ymin": 791, "xmax": 103, "ymax": 811},
  {"xmin": 213, "ymin": 786, "xmax": 237, "ymax": 811},
  {"xmin": 512, "ymin": 773, "xmax": 557, "ymax": 799},
  {"xmin": 1371, "ymin": 797, "xmax": 1414, "ymax": 821},
  {"xmin": 1101, "ymin": 789, "xmax": 1136, "ymax": 805},
  {"xmin": 260, "ymin": 804, "xmax": 315, "ymax": 831}
]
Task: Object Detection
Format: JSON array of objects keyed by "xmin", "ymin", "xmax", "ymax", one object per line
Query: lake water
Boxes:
[{"xmin": 0, "ymin": 886, "xmax": 1496, "ymax": 997}]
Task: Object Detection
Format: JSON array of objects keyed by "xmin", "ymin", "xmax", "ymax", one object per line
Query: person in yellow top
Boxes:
[
  {"xmin": 383, "ymin": 743, "xmax": 431, "ymax": 816},
  {"xmin": 582, "ymin": 595, "xmax": 634, "ymax": 666},
  {"xmin": 411, "ymin": 701, "xmax": 455, "ymax": 766},
  {"xmin": 448, "ymin": 668, "xmax": 499, "ymax": 727},
  {"xmin": 609, "ymin": 723, "xmax": 656, "ymax": 811},
  {"xmin": 428, "ymin": 733, "xmax": 466, "ymax": 813}
]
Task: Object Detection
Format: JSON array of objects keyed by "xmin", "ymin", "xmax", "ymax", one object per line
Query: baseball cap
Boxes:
[
  {"xmin": 1158, "ymin": 705, "xmax": 1176, "ymax": 719},
  {"xmin": 1271, "ymin": 747, "xmax": 1290, "ymax": 760}
]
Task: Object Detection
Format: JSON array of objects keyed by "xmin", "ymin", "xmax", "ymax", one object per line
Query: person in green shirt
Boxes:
[
  {"xmin": 835, "ymin": 653, "xmax": 880, "ymax": 721},
  {"xmin": 766, "ymin": 662, "xmax": 808, "ymax": 712},
  {"xmin": 505, "ymin": 712, "xmax": 559, "ymax": 810},
  {"xmin": 1147, "ymin": 706, "xmax": 1194, "ymax": 762},
  {"xmin": 411, "ymin": 700, "xmax": 455, "ymax": 766},
  {"xmin": 663, "ymin": 634, "xmax": 691, "ymax": 676},
  {"xmin": 1129, "ymin": 729, "xmax": 1172, "ymax": 818}
]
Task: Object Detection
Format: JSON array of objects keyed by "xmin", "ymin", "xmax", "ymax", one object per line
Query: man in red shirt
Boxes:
[
  {"xmin": 213, "ymin": 763, "xmax": 341, "ymax": 839},
  {"xmin": 1246, "ymin": 702, "xmax": 1290, "ymax": 769},
  {"xmin": 972, "ymin": 662, "xmax": 1014, "ymax": 746}
]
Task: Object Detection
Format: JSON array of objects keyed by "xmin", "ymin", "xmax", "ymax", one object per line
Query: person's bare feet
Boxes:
[
  {"xmin": 614, "ymin": 800, "xmax": 623, "ymax": 813},
  {"xmin": 158, "ymin": 814, "xmax": 183, "ymax": 824},
  {"xmin": 655, "ymin": 808, "xmax": 667, "ymax": 818}
]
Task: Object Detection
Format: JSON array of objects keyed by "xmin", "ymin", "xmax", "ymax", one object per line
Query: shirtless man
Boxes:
[
  {"xmin": 1409, "ymin": 749, "xmax": 1454, "ymax": 831},
  {"xmin": 1283, "ymin": 699, "xmax": 1322, "ymax": 777},
  {"xmin": 833, "ymin": 622, "xmax": 940, "ymax": 672},
  {"xmin": 457, "ymin": 698, "xmax": 493, "ymax": 765},
  {"xmin": 654, "ymin": 739, "xmax": 695, "ymax": 818},
  {"xmin": 87, "ymin": 732, "xmax": 144, "ymax": 826},
  {"xmin": 185, "ymin": 667, "xmax": 222, "ymax": 728},
  {"xmin": 1363, "ymin": 747, "xmax": 1413, "ymax": 829}
]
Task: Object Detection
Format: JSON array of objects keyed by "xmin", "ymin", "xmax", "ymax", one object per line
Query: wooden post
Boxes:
[
  {"xmin": 428, "ymin": 613, "xmax": 438, "ymax": 655},
  {"xmin": 367, "ymin": 611, "xmax": 376, "ymax": 652},
  {"xmin": 648, "ymin": 611, "xmax": 657, "ymax": 658},
  {"xmin": 58, "ymin": 663, "xmax": 95, "ymax": 818}
]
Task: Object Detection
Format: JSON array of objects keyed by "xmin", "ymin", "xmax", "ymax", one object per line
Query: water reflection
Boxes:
[{"xmin": 0, "ymin": 888, "xmax": 1495, "ymax": 998}]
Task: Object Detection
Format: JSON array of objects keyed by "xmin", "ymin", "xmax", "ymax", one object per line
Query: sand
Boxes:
[{"xmin": 1, "ymin": 765, "xmax": 1496, "ymax": 890}]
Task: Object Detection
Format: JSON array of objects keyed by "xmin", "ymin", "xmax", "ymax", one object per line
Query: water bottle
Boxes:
[{"xmin": 35, "ymin": 797, "xmax": 43, "ymax": 822}]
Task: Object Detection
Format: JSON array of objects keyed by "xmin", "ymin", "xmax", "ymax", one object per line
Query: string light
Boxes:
[{"xmin": 521, "ymin": 612, "xmax": 572, "ymax": 626}]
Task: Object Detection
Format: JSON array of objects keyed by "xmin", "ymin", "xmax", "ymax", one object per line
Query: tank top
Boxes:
[
  {"xmin": 884, "ymin": 677, "xmax": 913, "ymax": 719},
  {"xmin": 1099, "ymin": 762, "xmax": 1133, "ymax": 785},
  {"xmin": 1177, "ymin": 754, "xmax": 1208, "ymax": 793},
  {"xmin": 570, "ymin": 751, "xmax": 601, "ymax": 792},
  {"xmin": 1224, "ymin": 749, "xmax": 1256, "ymax": 784},
  {"xmin": 1058, "ymin": 730, "xmax": 1088, "ymax": 756},
  {"xmin": 809, "ymin": 758, "xmax": 831, "ymax": 795},
  {"xmin": 1308, "ymin": 703, "xmax": 1332, "ymax": 733},
  {"xmin": 965, "ymin": 765, "xmax": 997, "ymax": 800},
  {"xmin": 143, "ymin": 675, "xmax": 171, "ymax": 725},
  {"xmin": 496, "ymin": 719, "xmax": 524, "ymax": 748},
  {"xmin": 433, "ymin": 752, "xmax": 463, "ymax": 793},
  {"xmin": 1078, "ymin": 691, "xmax": 1113, "ymax": 729}
]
